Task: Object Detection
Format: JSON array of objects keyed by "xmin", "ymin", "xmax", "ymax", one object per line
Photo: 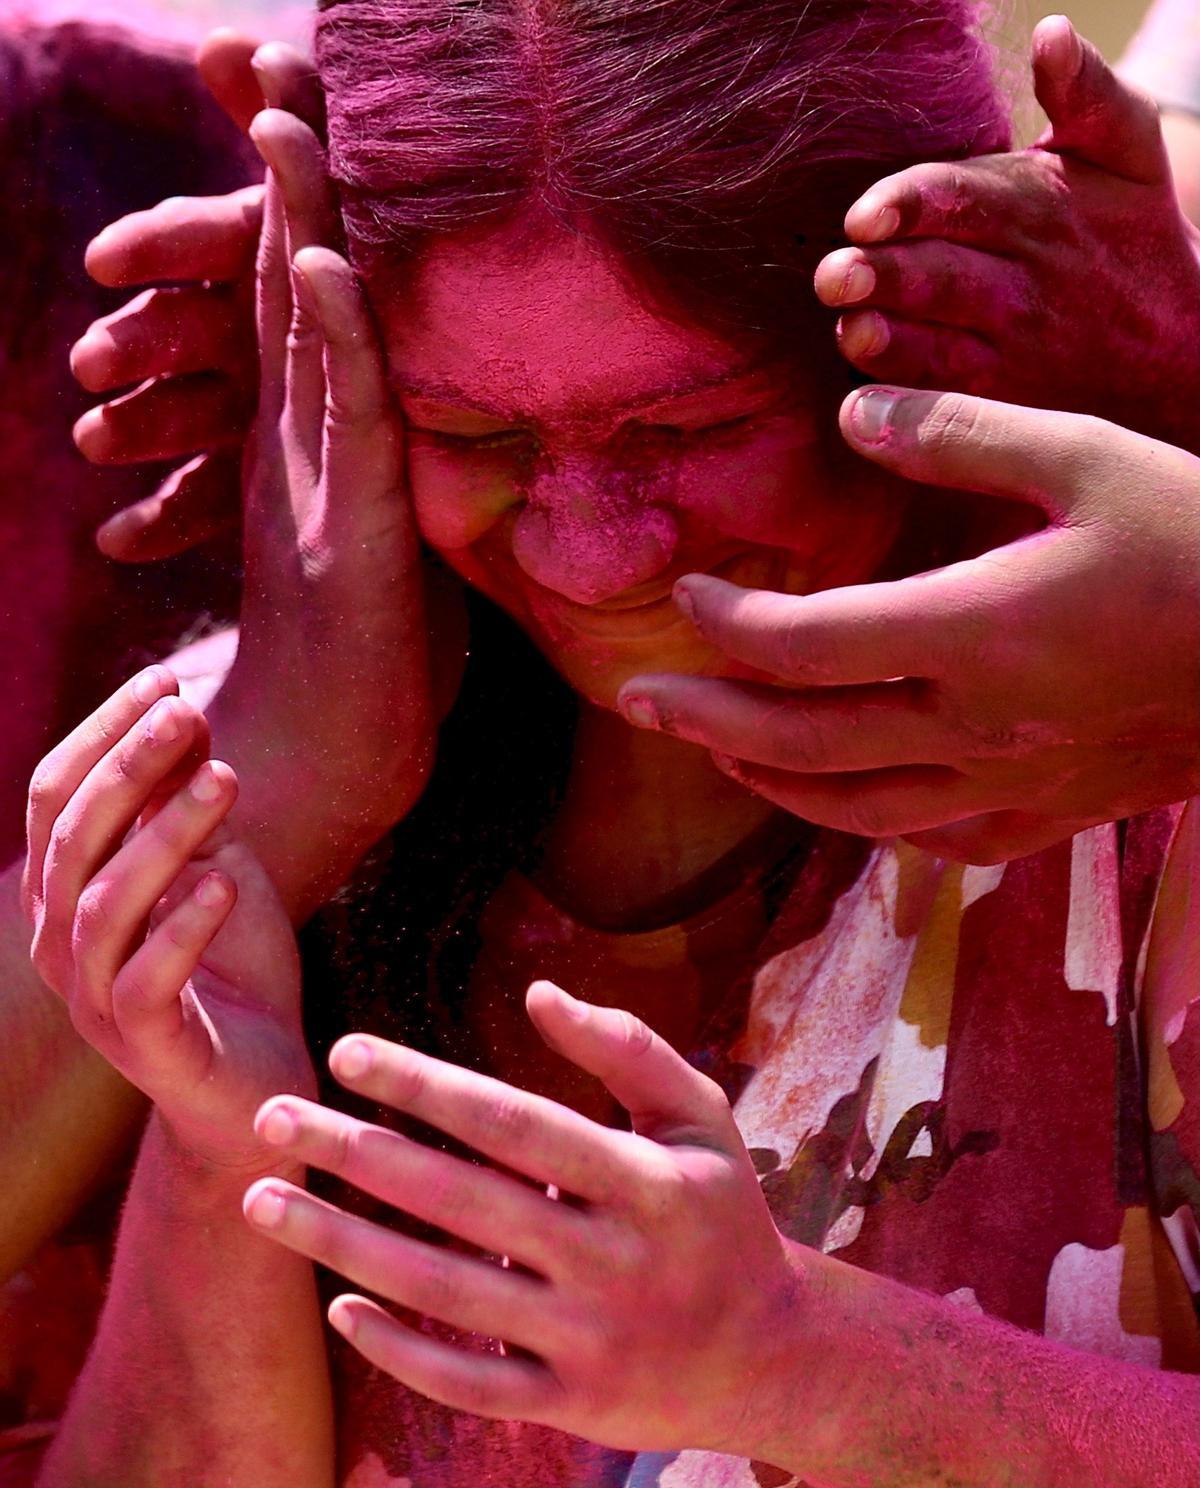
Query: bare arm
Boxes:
[
  {"xmin": 37, "ymin": 1115, "xmax": 333, "ymax": 1488},
  {"xmin": 0, "ymin": 861, "xmax": 144, "ymax": 1282},
  {"xmin": 756, "ymin": 1249, "xmax": 1200, "ymax": 1488}
]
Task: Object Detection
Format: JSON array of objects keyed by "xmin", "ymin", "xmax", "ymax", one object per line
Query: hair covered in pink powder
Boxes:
[{"xmin": 315, "ymin": 0, "xmax": 1010, "ymax": 335}]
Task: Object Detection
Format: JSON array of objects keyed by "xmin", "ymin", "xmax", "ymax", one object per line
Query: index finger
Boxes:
[
  {"xmin": 844, "ymin": 155, "xmax": 1042, "ymax": 248},
  {"xmin": 671, "ymin": 573, "xmax": 967, "ymax": 686},
  {"xmin": 24, "ymin": 669, "xmax": 179, "ymax": 917},
  {"xmin": 85, "ymin": 185, "xmax": 264, "ymax": 289},
  {"xmin": 328, "ymin": 1035, "xmax": 634, "ymax": 1205}
]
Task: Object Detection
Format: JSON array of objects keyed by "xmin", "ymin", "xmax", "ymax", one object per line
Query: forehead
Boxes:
[{"xmin": 373, "ymin": 213, "xmax": 755, "ymax": 422}]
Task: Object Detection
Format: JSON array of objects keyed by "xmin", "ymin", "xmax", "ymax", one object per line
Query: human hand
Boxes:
[
  {"xmin": 207, "ymin": 110, "xmax": 444, "ymax": 915},
  {"xmin": 71, "ymin": 34, "xmax": 325, "ymax": 561},
  {"xmin": 24, "ymin": 668, "xmax": 313, "ymax": 1172},
  {"xmin": 616, "ymin": 386, "xmax": 1200, "ymax": 864},
  {"xmin": 814, "ymin": 16, "xmax": 1200, "ymax": 456},
  {"xmin": 243, "ymin": 982, "xmax": 801, "ymax": 1456}
]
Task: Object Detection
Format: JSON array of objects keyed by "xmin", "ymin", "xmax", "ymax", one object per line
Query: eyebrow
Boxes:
[{"xmin": 390, "ymin": 358, "xmax": 770, "ymax": 422}]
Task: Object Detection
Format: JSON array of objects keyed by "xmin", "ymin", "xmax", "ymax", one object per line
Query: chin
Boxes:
[{"xmin": 531, "ymin": 611, "xmax": 726, "ymax": 711}]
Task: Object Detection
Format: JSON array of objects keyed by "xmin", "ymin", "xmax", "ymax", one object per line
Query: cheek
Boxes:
[
  {"xmin": 407, "ymin": 444, "xmax": 518, "ymax": 550},
  {"xmin": 672, "ymin": 419, "xmax": 839, "ymax": 548}
]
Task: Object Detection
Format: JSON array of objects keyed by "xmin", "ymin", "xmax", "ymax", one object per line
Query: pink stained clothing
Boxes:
[
  {"xmin": 325, "ymin": 806, "xmax": 1200, "ymax": 1488},
  {"xmin": 2, "ymin": 809, "xmax": 1196, "ymax": 1484},
  {"xmin": 1120, "ymin": 0, "xmax": 1200, "ymax": 117}
]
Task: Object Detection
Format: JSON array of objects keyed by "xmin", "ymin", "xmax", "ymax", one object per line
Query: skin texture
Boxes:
[
  {"xmin": 382, "ymin": 210, "xmax": 904, "ymax": 711},
  {"xmin": 28, "ymin": 678, "xmax": 1200, "ymax": 1483},
  {"xmin": 34, "ymin": 109, "xmax": 1200, "ymax": 1484},
  {"xmin": 618, "ymin": 386, "xmax": 1200, "ymax": 864},
  {"xmin": 809, "ymin": 16, "xmax": 1200, "ymax": 458}
]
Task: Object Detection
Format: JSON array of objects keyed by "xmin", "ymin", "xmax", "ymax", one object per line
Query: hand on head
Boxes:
[
  {"xmin": 620, "ymin": 386, "xmax": 1200, "ymax": 864},
  {"xmin": 814, "ymin": 15, "xmax": 1200, "ymax": 457},
  {"xmin": 70, "ymin": 33, "xmax": 325, "ymax": 563}
]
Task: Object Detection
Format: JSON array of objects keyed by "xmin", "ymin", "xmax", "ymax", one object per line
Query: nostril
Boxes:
[{"xmin": 511, "ymin": 501, "xmax": 680, "ymax": 605}]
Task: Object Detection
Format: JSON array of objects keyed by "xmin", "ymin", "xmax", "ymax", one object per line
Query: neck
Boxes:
[{"xmin": 534, "ymin": 701, "xmax": 785, "ymax": 930}]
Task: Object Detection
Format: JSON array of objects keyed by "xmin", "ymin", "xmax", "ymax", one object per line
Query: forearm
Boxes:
[
  {"xmin": 38, "ymin": 1113, "xmax": 334, "ymax": 1488},
  {"xmin": 0, "ymin": 860, "xmax": 145, "ymax": 1280},
  {"xmin": 185, "ymin": 644, "xmax": 397, "ymax": 923},
  {"xmin": 756, "ymin": 1246, "xmax": 1200, "ymax": 1488}
]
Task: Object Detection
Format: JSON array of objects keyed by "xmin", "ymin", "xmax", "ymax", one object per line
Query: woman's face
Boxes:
[{"xmin": 375, "ymin": 212, "xmax": 907, "ymax": 707}]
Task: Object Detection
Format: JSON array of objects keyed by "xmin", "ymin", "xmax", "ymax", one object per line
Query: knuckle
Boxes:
[
  {"xmin": 770, "ymin": 707, "xmax": 829, "ymax": 772},
  {"xmin": 611, "ymin": 1009, "xmax": 654, "ymax": 1059},
  {"xmin": 27, "ymin": 761, "xmax": 66, "ymax": 824},
  {"xmin": 474, "ymin": 1092, "xmax": 532, "ymax": 1148},
  {"xmin": 72, "ymin": 882, "xmax": 115, "ymax": 951},
  {"xmin": 916, "ymin": 396, "xmax": 985, "ymax": 459},
  {"xmin": 408, "ymin": 1251, "xmax": 457, "ymax": 1316}
]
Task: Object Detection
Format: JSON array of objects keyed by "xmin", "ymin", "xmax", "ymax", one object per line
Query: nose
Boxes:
[{"xmin": 511, "ymin": 455, "xmax": 680, "ymax": 605}]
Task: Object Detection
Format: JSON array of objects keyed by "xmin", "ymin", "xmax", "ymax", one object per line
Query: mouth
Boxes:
[
  {"xmin": 581, "ymin": 548, "xmax": 757, "ymax": 613},
  {"xmin": 522, "ymin": 547, "xmax": 789, "ymax": 640}
]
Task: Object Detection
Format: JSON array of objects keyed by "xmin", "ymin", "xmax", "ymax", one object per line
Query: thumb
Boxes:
[
  {"xmin": 1033, "ymin": 15, "xmax": 1168, "ymax": 184},
  {"xmin": 525, "ymin": 981, "xmax": 737, "ymax": 1148},
  {"xmin": 839, "ymin": 384, "xmax": 1141, "ymax": 519}
]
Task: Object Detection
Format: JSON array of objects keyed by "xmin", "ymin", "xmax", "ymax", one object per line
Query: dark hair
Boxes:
[{"xmin": 314, "ymin": 0, "xmax": 1009, "ymax": 334}]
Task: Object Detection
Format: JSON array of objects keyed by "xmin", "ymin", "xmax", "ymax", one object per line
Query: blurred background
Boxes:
[{"xmin": 1052, "ymin": 0, "xmax": 1148, "ymax": 57}]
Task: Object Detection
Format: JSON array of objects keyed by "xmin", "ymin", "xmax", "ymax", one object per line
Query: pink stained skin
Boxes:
[
  {"xmin": 619, "ymin": 385, "xmax": 1200, "ymax": 863},
  {"xmin": 610, "ymin": 18, "xmax": 1200, "ymax": 864},
  {"xmin": 811, "ymin": 16, "xmax": 1200, "ymax": 457},
  {"xmin": 380, "ymin": 210, "xmax": 906, "ymax": 710}
]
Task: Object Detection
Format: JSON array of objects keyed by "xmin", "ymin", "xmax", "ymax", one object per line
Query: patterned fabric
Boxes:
[
  {"xmin": 3, "ymin": 808, "xmax": 1197, "ymax": 1484},
  {"xmin": 330, "ymin": 808, "xmax": 1200, "ymax": 1488}
]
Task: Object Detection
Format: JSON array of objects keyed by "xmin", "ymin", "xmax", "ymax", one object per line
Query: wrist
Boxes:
[
  {"xmin": 736, "ymin": 1241, "xmax": 863, "ymax": 1480},
  {"xmin": 151, "ymin": 1106, "xmax": 310, "ymax": 1193}
]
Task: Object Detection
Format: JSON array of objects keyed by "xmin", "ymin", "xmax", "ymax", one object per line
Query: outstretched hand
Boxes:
[
  {"xmin": 814, "ymin": 15, "xmax": 1200, "ymax": 455},
  {"xmin": 244, "ymin": 982, "xmax": 801, "ymax": 1457},
  {"xmin": 617, "ymin": 387, "xmax": 1200, "ymax": 864}
]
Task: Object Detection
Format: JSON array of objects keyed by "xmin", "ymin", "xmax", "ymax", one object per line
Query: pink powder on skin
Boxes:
[{"xmin": 379, "ymin": 211, "xmax": 908, "ymax": 708}]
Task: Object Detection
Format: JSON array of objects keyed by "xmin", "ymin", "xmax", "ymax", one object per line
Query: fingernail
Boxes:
[
  {"xmin": 672, "ymin": 583, "xmax": 697, "ymax": 624},
  {"xmin": 259, "ymin": 1103, "xmax": 298, "ymax": 1146},
  {"xmin": 132, "ymin": 667, "xmax": 166, "ymax": 706},
  {"xmin": 621, "ymin": 695, "xmax": 662, "ymax": 730},
  {"xmin": 841, "ymin": 310, "xmax": 890, "ymax": 359},
  {"xmin": 190, "ymin": 766, "xmax": 224, "ymax": 804},
  {"xmin": 332, "ymin": 1038, "xmax": 373, "ymax": 1081},
  {"xmin": 851, "ymin": 388, "xmax": 901, "ymax": 444},
  {"xmin": 840, "ymin": 260, "xmax": 876, "ymax": 304},
  {"xmin": 246, "ymin": 1183, "xmax": 288, "ymax": 1230},
  {"xmin": 195, "ymin": 872, "xmax": 229, "ymax": 908},
  {"xmin": 858, "ymin": 205, "xmax": 900, "ymax": 244},
  {"xmin": 146, "ymin": 698, "xmax": 180, "ymax": 744},
  {"xmin": 328, "ymin": 1298, "xmax": 357, "ymax": 1341}
]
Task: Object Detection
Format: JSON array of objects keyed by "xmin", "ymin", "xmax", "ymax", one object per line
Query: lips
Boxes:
[{"xmin": 581, "ymin": 547, "xmax": 756, "ymax": 612}]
